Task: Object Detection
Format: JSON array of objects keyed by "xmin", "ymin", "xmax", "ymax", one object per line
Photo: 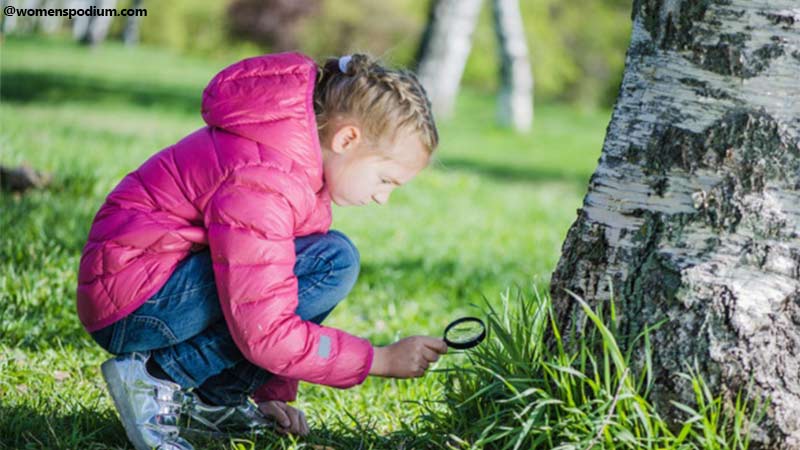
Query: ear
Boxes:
[{"xmin": 330, "ymin": 124, "xmax": 362, "ymax": 154}]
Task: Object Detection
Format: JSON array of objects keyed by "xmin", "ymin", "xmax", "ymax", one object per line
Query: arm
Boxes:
[
  {"xmin": 254, "ymin": 345, "xmax": 388, "ymax": 403},
  {"xmin": 205, "ymin": 165, "xmax": 374, "ymax": 391}
]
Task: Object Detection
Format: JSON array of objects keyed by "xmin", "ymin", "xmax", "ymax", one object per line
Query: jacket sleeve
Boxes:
[
  {"xmin": 204, "ymin": 165, "xmax": 374, "ymax": 391},
  {"xmin": 252, "ymin": 376, "xmax": 300, "ymax": 403}
]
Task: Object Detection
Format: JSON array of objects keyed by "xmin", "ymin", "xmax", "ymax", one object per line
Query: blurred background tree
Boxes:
[
  {"xmin": 1, "ymin": 0, "xmax": 632, "ymax": 109},
  {"xmin": 226, "ymin": 0, "xmax": 320, "ymax": 52},
  {"xmin": 414, "ymin": 0, "xmax": 533, "ymax": 132}
]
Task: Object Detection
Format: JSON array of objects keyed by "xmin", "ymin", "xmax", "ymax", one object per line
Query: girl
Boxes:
[{"xmin": 76, "ymin": 52, "xmax": 448, "ymax": 450}]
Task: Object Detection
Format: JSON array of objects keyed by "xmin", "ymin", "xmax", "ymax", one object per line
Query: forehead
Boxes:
[{"xmin": 376, "ymin": 132, "xmax": 429, "ymax": 171}]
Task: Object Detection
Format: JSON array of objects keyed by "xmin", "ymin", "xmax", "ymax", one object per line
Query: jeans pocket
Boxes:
[{"xmin": 110, "ymin": 315, "xmax": 181, "ymax": 354}]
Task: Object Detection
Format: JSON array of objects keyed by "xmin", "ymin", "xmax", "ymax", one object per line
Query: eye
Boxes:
[{"xmin": 381, "ymin": 179, "xmax": 392, "ymax": 185}]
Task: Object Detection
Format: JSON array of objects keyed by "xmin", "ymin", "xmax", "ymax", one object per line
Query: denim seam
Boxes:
[
  {"xmin": 110, "ymin": 316, "xmax": 127, "ymax": 354},
  {"xmin": 297, "ymin": 255, "xmax": 336, "ymax": 297},
  {"xmin": 131, "ymin": 315, "xmax": 180, "ymax": 345},
  {"xmin": 158, "ymin": 357, "xmax": 199, "ymax": 388},
  {"xmin": 166, "ymin": 337, "xmax": 243, "ymax": 386},
  {"xmin": 147, "ymin": 282, "xmax": 217, "ymax": 304}
]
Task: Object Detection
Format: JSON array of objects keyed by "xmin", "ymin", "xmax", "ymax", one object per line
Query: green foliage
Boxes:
[
  {"xmin": 120, "ymin": 0, "xmax": 261, "ymax": 60},
  {"xmin": 293, "ymin": 0, "xmax": 427, "ymax": 68},
  {"xmin": 424, "ymin": 286, "xmax": 767, "ymax": 449}
]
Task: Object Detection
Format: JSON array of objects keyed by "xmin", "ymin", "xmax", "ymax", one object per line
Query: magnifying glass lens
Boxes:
[
  {"xmin": 446, "ymin": 321, "xmax": 483, "ymax": 344},
  {"xmin": 444, "ymin": 317, "xmax": 486, "ymax": 349}
]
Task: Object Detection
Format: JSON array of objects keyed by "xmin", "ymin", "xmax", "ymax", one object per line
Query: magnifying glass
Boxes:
[{"xmin": 443, "ymin": 316, "xmax": 486, "ymax": 349}]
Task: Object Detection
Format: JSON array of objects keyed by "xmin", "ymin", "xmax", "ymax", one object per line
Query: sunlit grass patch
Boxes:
[{"xmin": 419, "ymin": 286, "xmax": 766, "ymax": 450}]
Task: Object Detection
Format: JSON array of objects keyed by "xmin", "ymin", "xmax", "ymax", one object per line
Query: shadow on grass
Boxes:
[
  {"xmin": 1, "ymin": 171, "xmax": 98, "ymax": 257},
  {"xmin": 1, "ymin": 69, "xmax": 200, "ymax": 113},
  {"xmin": 435, "ymin": 156, "xmax": 592, "ymax": 187},
  {"xmin": 0, "ymin": 403, "xmax": 128, "ymax": 450},
  {"xmin": 0, "ymin": 403, "xmax": 448, "ymax": 450}
]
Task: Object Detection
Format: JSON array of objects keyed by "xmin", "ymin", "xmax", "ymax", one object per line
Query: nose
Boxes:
[{"xmin": 372, "ymin": 192, "xmax": 390, "ymax": 205}]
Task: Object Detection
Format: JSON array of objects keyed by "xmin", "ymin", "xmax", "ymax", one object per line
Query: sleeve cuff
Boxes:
[{"xmin": 355, "ymin": 344, "xmax": 374, "ymax": 385}]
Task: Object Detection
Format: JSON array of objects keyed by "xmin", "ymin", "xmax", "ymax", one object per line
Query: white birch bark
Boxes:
[
  {"xmin": 492, "ymin": 0, "xmax": 533, "ymax": 132},
  {"xmin": 415, "ymin": 0, "xmax": 483, "ymax": 120},
  {"xmin": 550, "ymin": 1, "xmax": 800, "ymax": 447},
  {"xmin": 122, "ymin": 0, "xmax": 142, "ymax": 46},
  {"xmin": 1, "ymin": 0, "xmax": 19, "ymax": 34},
  {"xmin": 74, "ymin": 0, "xmax": 116, "ymax": 46}
]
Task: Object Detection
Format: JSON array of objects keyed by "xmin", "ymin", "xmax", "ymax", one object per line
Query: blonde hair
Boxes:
[{"xmin": 314, "ymin": 53, "xmax": 439, "ymax": 155}]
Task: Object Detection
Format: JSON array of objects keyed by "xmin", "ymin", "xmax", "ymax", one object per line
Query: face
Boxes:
[{"xmin": 321, "ymin": 124, "xmax": 430, "ymax": 207}]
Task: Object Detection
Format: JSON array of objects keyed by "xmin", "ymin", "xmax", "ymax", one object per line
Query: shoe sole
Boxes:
[
  {"xmin": 180, "ymin": 425, "xmax": 270, "ymax": 440},
  {"xmin": 101, "ymin": 358, "xmax": 154, "ymax": 450}
]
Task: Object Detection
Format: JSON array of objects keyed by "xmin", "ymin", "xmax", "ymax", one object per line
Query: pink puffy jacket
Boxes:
[{"xmin": 76, "ymin": 52, "xmax": 374, "ymax": 403}]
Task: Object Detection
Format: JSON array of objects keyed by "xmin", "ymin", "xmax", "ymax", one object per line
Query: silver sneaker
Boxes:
[
  {"xmin": 180, "ymin": 390, "xmax": 275, "ymax": 438},
  {"xmin": 101, "ymin": 352, "xmax": 194, "ymax": 450}
]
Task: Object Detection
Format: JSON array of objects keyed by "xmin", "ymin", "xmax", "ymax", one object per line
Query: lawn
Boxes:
[{"xmin": 1, "ymin": 36, "xmax": 614, "ymax": 449}]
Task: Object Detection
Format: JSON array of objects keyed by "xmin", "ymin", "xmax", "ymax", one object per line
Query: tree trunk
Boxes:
[
  {"xmin": 1, "ymin": 0, "xmax": 18, "ymax": 35},
  {"xmin": 123, "ymin": 0, "xmax": 143, "ymax": 46},
  {"xmin": 77, "ymin": 0, "xmax": 116, "ymax": 46},
  {"xmin": 38, "ymin": 0, "xmax": 63, "ymax": 34},
  {"xmin": 492, "ymin": 0, "xmax": 533, "ymax": 132},
  {"xmin": 550, "ymin": 1, "xmax": 800, "ymax": 448},
  {"xmin": 414, "ymin": 0, "xmax": 483, "ymax": 120}
]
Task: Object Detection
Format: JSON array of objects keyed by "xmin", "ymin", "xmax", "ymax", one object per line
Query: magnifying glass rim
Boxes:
[{"xmin": 444, "ymin": 316, "xmax": 486, "ymax": 349}]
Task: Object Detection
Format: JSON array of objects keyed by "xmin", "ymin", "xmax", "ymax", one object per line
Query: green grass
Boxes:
[{"xmin": 0, "ymin": 36, "xmax": 762, "ymax": 449}]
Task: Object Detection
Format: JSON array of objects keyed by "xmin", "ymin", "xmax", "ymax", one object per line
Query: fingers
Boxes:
[
  {"xmin": 300, "ymin": 409, "xmax": 309, "ymax": 436},
  {"xmin": 421, "ymin": 347, "xmax": 440, "ymax": 364},
  {"xmin": 260, "ymin": 401, "xmax": 292, "ymax": 429},
  {"xmin": 276, "ymin": 405, "xmax": 310, "ymax": 437},
  {"xmin": 422, "ymin": 337, "xmax": 449, "ymax": 354},
  {"xmin": 290, "ymin": 409, "xmax": 309, "ymax": 436},
  {"xmin": 414, "ymin": 337, "xmax": 447, "ymax": 377},
  {"xmin": 258, "ymin": 401, "xmax": 309, "ymax": 437}
]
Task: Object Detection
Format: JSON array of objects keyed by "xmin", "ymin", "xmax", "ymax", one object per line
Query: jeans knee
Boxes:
[
  {"xmin": 326, "ymin": 229, "xmax": 360, "ymax": 290},
  {"xmin": 327, "ymin": 230, "xmax": 360, "ymax": 270}
]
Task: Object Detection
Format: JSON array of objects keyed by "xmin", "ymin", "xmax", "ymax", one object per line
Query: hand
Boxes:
[
  {"xmin": 257, "ymin": 400, "xmax": 310, "ymax": 437},
  {"xmin": 370, "ymin": 336, "xmax": 448, "ymax": 378}
]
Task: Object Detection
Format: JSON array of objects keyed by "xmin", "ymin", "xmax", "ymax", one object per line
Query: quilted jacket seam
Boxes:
[{"xmin": 220, "ymin": 68, "xmax": 308, "ymax": 84}]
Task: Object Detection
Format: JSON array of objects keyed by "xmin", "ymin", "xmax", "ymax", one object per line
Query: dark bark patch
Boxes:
[
  {"xmin": 634, "ymin": 0, "xmax": 714, "ymax": 50},
  {"xmin": 624, "ymin": 143, "xmax": 643, "ymax": 165},
  {"xmin": 678, "ymin": 77, "xmax": 733, "ymax": 100},
  {"xmin": 635, "ymin": 0, "xmax": 785, "ymax": 78},
  {"xmin": 642, "ymin": 109, "xmax": 798, "ymax": 234},
  {"xmin": 695, "ymin": 175, "xmax": 743, "ymax": 232},
  {"xmin": 687, "ymin": 32, "xmax": 786, "ymax": 78},
  {"xmin": 650, "ymin": 176, "xmax": 669, "ymax": 196},
  {"xmin": 645, "ymin": 109, "xmax": 796, "ymax": 179},
  {"xmin": 761, "ymin": 12, "xmax": 796, "ymax": 30},
  {"xmin": 550, "ymin": 208, "xmax": 611, "ymax": 316},
  {"xmin": 619, "ymin": 211, "xmax": 683, "ymax": 345}
]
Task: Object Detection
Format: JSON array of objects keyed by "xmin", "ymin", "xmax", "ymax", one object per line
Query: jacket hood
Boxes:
[{"xmin": 201, "ymin": 52, "xmax": 323, "ymax": 190}]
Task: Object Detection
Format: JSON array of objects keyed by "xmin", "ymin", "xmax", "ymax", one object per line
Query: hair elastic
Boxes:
[{"xmin": 338, "ymin": 55, "xmax": 353, "ymax": 74}]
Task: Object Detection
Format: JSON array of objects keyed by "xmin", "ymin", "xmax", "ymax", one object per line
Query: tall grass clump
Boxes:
[{"xmin": 422, "ymin": 285, "xmax": 767, "ymax": 450}]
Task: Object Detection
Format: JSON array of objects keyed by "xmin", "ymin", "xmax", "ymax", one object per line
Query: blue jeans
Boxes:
[{"xmin": 90, "ymin": 230, "xmax": 360, "ymax": 406}]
